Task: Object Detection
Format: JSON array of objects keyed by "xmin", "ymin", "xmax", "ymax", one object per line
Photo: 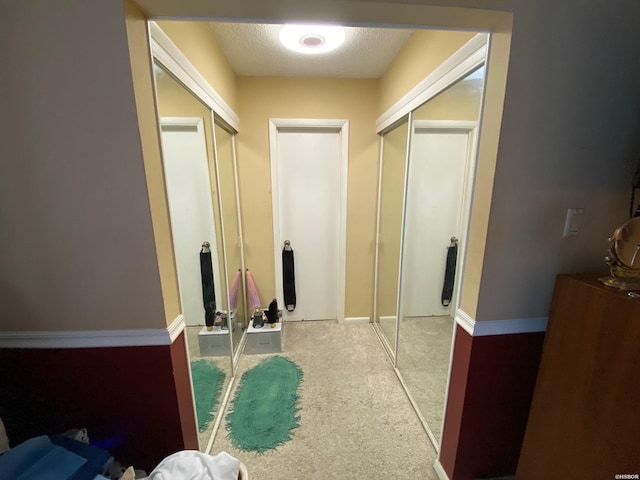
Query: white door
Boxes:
[
  {"xmin": 402, "ymin": 126, "xmax": 472, "ymax": 317},
  {"xmin": 271, "ymin": 124, "xmax": 345, "ymax": 321},
  {"xmin": 160, "ymin": 118, "xmax": 223, "ymax": 326}
]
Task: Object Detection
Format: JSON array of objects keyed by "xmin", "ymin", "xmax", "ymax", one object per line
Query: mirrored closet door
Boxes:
[
  {"xmin": 152, "ymin": 61, "xmax": 246, "ymax": 452},
  {"xmin": 372, "ymin": 65, "xmax": 486, "ymax": 450},
  {"xmin": 374, "ymin": 115, "xmax": 410, "ymax": 361},
  {"xmin": 213, "ymin": 121, "xmax": 247, "ymax": 366}
]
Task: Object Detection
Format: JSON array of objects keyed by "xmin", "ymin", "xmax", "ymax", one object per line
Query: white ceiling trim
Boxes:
[
  {"xmin": 149, "ymin": 21, "xmax": 240, "ymax": 132},
  {"xmin": 376, "ymin": 33, "xmax": 488, "ymax": 133}
]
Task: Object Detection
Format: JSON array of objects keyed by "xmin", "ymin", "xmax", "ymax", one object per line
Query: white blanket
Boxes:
[{"xmin": 148, "ymin": 451, "xmax": 240, "ymax": 480}]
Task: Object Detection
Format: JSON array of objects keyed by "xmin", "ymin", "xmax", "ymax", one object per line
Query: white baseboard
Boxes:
[
  {"xmin": 455, "ymin": 309, "xmax": 547, "ymax": 337},
  {"xmin": 0, "ymin": 315, "xmax": 185, "ymax": 349},
  {"xmin": 379, "ymin": 315, "xmax": 397, "ymax": 323},
  {"xmin": 343, "ymin": 316, "xmax": 370, "ymax": 326},
  {"xmin": 433, "ymin": 460, "xmax": 450, "ymax": 480}
]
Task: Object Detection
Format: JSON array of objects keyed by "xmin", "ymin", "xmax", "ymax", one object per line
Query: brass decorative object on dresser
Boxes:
[
  {"xmin": 516, "ymin": 274, "xmax": 640, "ymax": 479},
  {"xmin": 601, "ymin": 217, "xmax": 640, "ymax": 290}
]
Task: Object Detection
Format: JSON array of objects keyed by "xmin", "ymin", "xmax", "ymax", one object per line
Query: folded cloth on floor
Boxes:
[
  {"xmin": 50, "ymin": 435, "xmax": 112, "ymax": 480},
  {"xmin": 0, "ymin": 435, "xmax": 87, "ymax": 480},
  {"xmin": 148, "ymin": 451, "xmax": 240, "ymax": 480}
]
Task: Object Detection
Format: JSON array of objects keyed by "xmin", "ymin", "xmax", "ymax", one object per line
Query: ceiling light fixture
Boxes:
[{"xmin": 279, "ymin": 24, "xmax": 346, "ymax": 54}]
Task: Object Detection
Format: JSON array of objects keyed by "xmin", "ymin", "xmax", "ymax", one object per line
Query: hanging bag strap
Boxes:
[
  {"xmin": 282, "ymin": 241, "xmax": 296, "ymax": 312},
  {"xmin": 200, "ymin": 242, "xmax": 217, "ymax": 327},
  {"xmin": 441, "ymin": 237, "xmax": 458, "ymax": 307}
]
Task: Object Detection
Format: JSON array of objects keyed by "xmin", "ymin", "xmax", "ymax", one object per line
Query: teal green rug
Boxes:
[
  {"xmin": 191, "ymin": 359, "xmax": 226, "ymax": 432},
  {"xmin": 225, "ymin": 356, "xmax": 303, "ymax": 453}
]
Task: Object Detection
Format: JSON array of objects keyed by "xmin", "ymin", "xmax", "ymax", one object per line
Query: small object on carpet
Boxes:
[
  {"xmin": 191, "ymin": 360, "xmax": 226, "ymax": 432},
  {"xmin": 226, "ymin": 356, "xmax": 303, "ymax": 453}
]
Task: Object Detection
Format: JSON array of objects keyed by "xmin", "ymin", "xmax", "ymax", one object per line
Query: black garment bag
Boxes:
[
  {"xmin": 200, "ymin": 247, "xmax": 217, "ymax": 327},
  {"xmin": 441, "ymin": 238, "xmax": 458, "ymax": 307},
  {"xmin": 282, "ymin": 241, "xmax": 296, "ymax": 312}
]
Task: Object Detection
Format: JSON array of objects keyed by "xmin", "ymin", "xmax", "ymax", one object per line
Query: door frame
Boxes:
[{"xmin": 268, "ymin": 118, "xmax": 349, "ymax": 323}]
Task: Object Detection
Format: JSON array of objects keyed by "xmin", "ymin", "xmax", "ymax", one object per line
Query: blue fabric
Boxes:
[
  {"xmin": 0, "ymin": 435, "xmax": 86, "ymax": 480},
  {"xmin": 50, "ymin": 435, "xmax": 111, "ymax": 480}
]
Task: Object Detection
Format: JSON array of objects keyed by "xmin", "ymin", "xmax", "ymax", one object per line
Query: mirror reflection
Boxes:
[
  {"xmin": 214, "ymin": 121, "xmax": 247, "ymax": 357},
  {"xmin": 374, "ymin": 115, "xmax": 410, "ymax": 355},
  {"xmin": 397, "ymin": 66, "xmax": 485, "ymax": 445},
  {"xmin": 153, "ymin": 62, "xmax": 231, "ymax": 450}
]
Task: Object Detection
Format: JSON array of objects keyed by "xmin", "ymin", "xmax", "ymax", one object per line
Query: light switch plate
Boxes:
[{"xmin": 563, "ymin": 208, "xmax": 584, "ymax": 237}]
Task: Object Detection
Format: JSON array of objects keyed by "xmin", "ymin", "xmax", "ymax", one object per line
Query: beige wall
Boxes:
[
  {"xmin": 0, "ymin": 0, "xmax": 167, "ymax": 331},
  {"xmin": 460, "ymin": 15, "xmax": 511, "ymax": 318},
  {"xmin": 156, "ymin": 21, "xmax": 238, "ymax": 114},
  {"xmin": 236, "ymin": 76, "xmax": 379, "ymax": 318},
  {"xmin": 474, "ymin": 0, "xmax": 640, "ymax": 321},
  {"xmin": 125, "ymin": 0, "xmax": 182, "ymax": 326},
  {"xmin": 378, "ymin": 30, "xmax": 477, "ymax": 116}
]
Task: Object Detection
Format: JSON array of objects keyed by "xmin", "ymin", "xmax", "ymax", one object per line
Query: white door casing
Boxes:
[
  {"xmin": 160, "ymin": 117, "xmax": 223, "ymax": 326},
  {"xmin": 401, "ymin": 120, "xmax": 477, "ymax": 318},
  {"xmin": 269, "ymin": 119, "xmax": 348, "ymax": 323}
]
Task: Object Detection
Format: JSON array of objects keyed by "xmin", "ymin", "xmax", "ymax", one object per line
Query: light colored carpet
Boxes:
[
  {"xmin": 186, "ymin": 326, "xmax": 232, "ymax": 450},
  {"xmin": 213, "ymin": 321, "xmax": 438, "ymax": 480},
  {"xmin": 397, "ymin": 316, "xmax": 454, "ymax": 442}
]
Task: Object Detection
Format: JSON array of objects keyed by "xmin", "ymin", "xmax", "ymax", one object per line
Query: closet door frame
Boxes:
[
  {"xmin": 372, "ymin": 34, "xmax": 488, "ymax": 453},
  {"xmin": 149, "ymin": 20, "xmax": 246, "ymax": 453},
  {"xmin": 372, "ymin": 33, "xmax": 488, "ymax": 364}
]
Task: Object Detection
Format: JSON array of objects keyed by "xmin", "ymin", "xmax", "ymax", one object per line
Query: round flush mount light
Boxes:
[{"xmin": 279, "ymin": 24, "xmax": 346, "ymax": 54}]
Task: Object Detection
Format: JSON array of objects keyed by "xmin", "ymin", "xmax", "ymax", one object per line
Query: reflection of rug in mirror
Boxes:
[
  {"xmin": 191, "ymin": 360, "xmax": 226, "ymax": 432},
  {"xmin": 226, "ymin": 356, "xmax": 303, "ymax": 453}
]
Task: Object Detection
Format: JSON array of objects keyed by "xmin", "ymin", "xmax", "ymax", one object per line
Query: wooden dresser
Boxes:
[{"xmin": 516, "ymin": 274, "xmax": 640, "ymax": 479}]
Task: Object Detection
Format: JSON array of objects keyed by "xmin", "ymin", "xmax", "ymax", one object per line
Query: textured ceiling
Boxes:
[{"xmin": 209, "ymin": 22, "xmax": 414, "ymax": 79}]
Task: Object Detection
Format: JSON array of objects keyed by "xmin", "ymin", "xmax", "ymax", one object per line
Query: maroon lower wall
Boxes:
[
  {"xmin": 440, "ymin": 325, "xmax": 545, "ymax": 479},
  {"xmin": 170, "ymin": 332, "xmax": 198, "ymax": 451},
  {"xmin": 439, "ymin": 325, "xmax": 473, "ymax": 476},
  {"xmin": 0, "ymin": 331, "xmax": 197, "ymax": 472}
]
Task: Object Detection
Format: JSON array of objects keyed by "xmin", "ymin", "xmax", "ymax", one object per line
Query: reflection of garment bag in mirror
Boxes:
[
  {"xmin": 200, "ymin": 248, "xmax": 216, "ymax": 327},
  {"xmin": 441, "ymin": 241, "xmax": 458, "ymax": 307},
  {"xmin": 282, "ymin": 245, "xmax": 296, "ymax": 312}
]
